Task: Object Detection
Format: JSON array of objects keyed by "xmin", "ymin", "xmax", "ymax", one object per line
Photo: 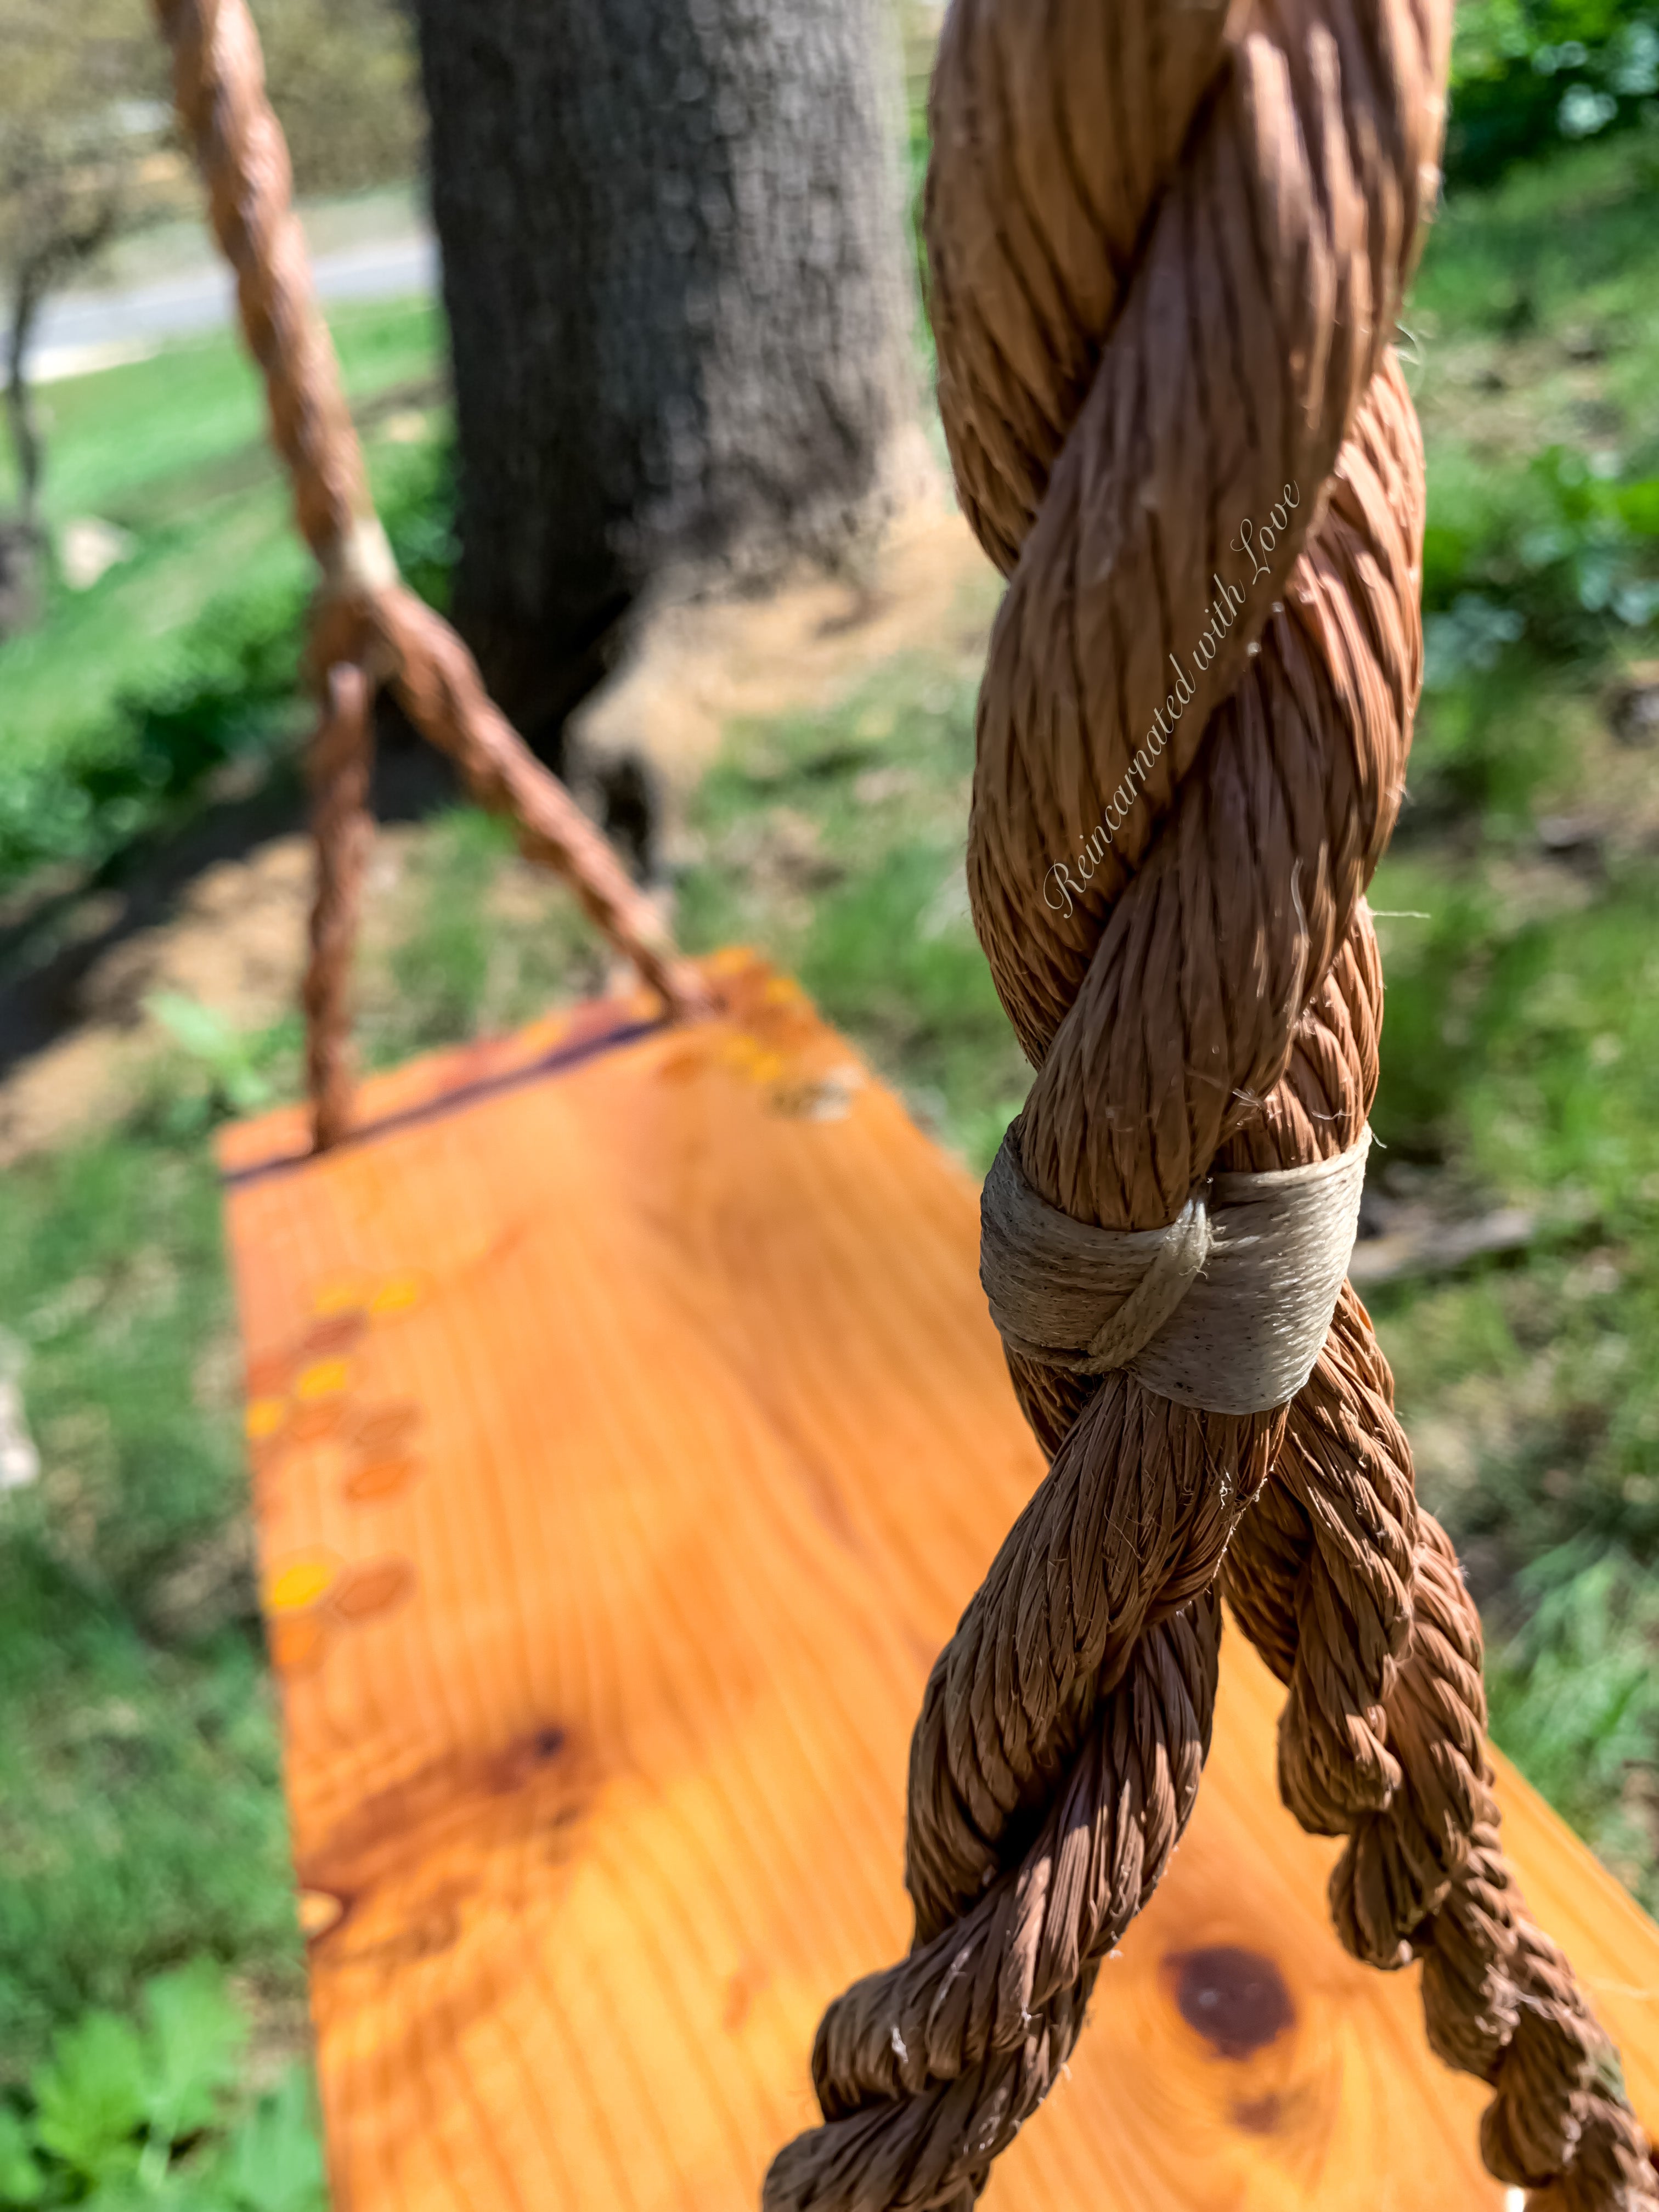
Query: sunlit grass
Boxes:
[{"xmin": 0, "ymin": 300, "xmax": 444, "ymax": 889}]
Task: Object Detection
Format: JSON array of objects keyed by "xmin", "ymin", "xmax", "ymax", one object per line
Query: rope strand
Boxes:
[
  {"xmin": 151, "ymin": 0, "xmax": 712, "ymax": 1155},
  {"xmin": 768, "ymin": 0, "xmax": 1656, "ymax": 2200},
  {"xmin": 301, "ymin": 662, "xmax": 374, "ymax": 1151}
]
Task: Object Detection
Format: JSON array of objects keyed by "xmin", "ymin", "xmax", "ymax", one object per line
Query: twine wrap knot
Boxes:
[{"xmin": 983, "ymin": 1124, "xmax": 1371, "ymax": 1413}]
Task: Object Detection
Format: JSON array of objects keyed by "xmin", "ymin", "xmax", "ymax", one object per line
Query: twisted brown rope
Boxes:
[
  {"xmin": 302, "ymin": 661, "xmax": 374, "ymax": 1151},
  {"xmin": 152, "ymin": 0, "xmax": 713, "ymax": 1153},
  {"xmin": 766, "ymin": 0, "xmax": 1658, "ymax": 2205}
]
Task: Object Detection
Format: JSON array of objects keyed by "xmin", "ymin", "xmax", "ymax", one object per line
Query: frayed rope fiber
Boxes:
[{"xmin": 763, "ymin": 0, "xmax": 1658, "ymax": 2202}]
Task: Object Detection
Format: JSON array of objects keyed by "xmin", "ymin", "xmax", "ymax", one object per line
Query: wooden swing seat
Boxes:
[{"xmin": 221, "ymin": 950, "xmax": 1659, "ymax": 2212}]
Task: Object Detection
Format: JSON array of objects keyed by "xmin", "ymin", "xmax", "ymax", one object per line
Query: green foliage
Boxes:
[
  {"xmin": 252, "ymin": 0, "xmax": 422, "ymax": 198},
  {"xmin": 143, "ymin": 994, "xmax": 286, "ymax": 1129},
  {"xmin": 383, "ymin": 808, "xmax": 511, "ymax": 1051},
  {"xmin": 678, "ymin": 658, "xmax": 1026, "ymax": 1171},
  {"xmin": 1412, "ymin": 125, "xmax": 1659, "ymax": 347},
  {"xmin": 1447, "ymin": 0, "xmax": 1659, "ymax": 184},
  {"xmin": 1367, "ymin": 858, "xmax": 1659, "ymax": 1894},
  {"xmin": 0, "ymin": 1964, "xmax": 321, "ymax": 2212},
  {"xmin": 137, "ymin": 1964, "xmax": 247, "ymax": 2151},
  {"xmin": 0, "ymin": 579, "xmax": 307, "ymax": 886},
  {"xmin": 369, "ymin": 805, "xmax": 605, "ymax": 1064},
  {"xmin": 1408, "ymin": 648, "xmax": 1576, "ymax": 825},
  {"xmin": 1460, "ymin": 878, "xmax": 1659, "ymax": 1214},
  {"xmin": 1423, "ymin": 446, "xmax": 1659, "ymax": 661},
  {"xmin": 0, "ymin": 357, "xmax": 453, "ymax": 893},
  {"xmin": 1487, "ymin": 1547, "xmax": 1659, "ymax": 1866},
  {"xmin": 383, "ymin": 436, "xmax": 458, "ymax": 614},
  {"xmin": 1375, "ymin": 860, "xmax": 1659, "ymax": 1212},
  {"xmin": 1367, "ymin": 876, "xmax": 1497, "ymax": 1156},
  {"xmin": 0, "ymin": 1128, "xmax": 300, "ymax": 2073},
  {"xmin": 1396, "ymin": 132, "xmax": 1659, "ymax": 816},
  {"xmin": 0, "ymin": 297, "xmax": 444, "ymax": 894},
  {"xmin": 796, "ymin": 845, "xmax": 1023, "ymax": 1170},
  {"xmin": 29, "ymin": 2011, "xmax": 148, "ymax": 2187},
  {"xmin": 215, "ymin": 2071, "xmax": 326, "ymax": 2212},
  {"xmin": 0, "ymin": 2111, "xmax": 43, "ymax": 2207}
]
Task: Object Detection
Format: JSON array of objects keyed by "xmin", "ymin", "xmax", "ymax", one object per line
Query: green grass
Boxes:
[
  {"xmin": 0, "ymin": 1129, "xmax": 300, "ymax": 2080},
  {"xmin": 0, "ymin": 299, "xmax": 445, "ymax": 889},
  {"xmin": 3, "ymin": 297, "xmax": 439, "ymax": 523},
  {"xmin": 677, "ymin": 661, "xmax": 1028, "ymax": 1169},
  {"xmin": 1400, "ymin": 133, "xmax": 1659, "ymax": 831},
  {"xmin": 369, "ymin": 810, "xmax": 610, "ymax": 1064},
  {"xmin": 1336, "ymin": 134, "xmax": 1659, "ymax": 1884},
  {"xmin": 0, "ymin": 1956, "xmax": 324, "ymax": 2211},
  {"xmin": 7, "ymin": 297, "xmax": 437, "ymax": 526},
  {"xmin": 1414, "ymin": 131, "xmax": 1659, "ymax": 360}
]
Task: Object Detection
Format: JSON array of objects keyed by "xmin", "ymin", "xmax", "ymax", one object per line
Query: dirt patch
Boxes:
[
  {"xmin": 0, "ymin": 827, "xmax": 419, "ymax": 1166},
  {"xmin": 567, "ymin": 486, "xmax": 998, "ymax": 814}
]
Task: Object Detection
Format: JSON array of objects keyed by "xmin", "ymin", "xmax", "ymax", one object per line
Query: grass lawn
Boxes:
[
  {"xmin": 3, "ymin": 121, "xmax": 1659, "ymax": 2162},
  {"xmin": 0, "ymin": 296, "xmax": 444, "ymax": 889}
]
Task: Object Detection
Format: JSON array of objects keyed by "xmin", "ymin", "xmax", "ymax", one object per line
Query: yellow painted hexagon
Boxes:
[
  {"xmin": 266, "ymin": 1555, "xmax": 338, "ymax": 1613},
  {"xmin": 369, "ymin": 1273, "xmax": 424, "ymax": 1321},
  {"xmin": 722, "ymin": 1034, "xmax": 766, "ymax": 1073},
  {"xmin": 295, "ymin": 1357, "xmax": 352, "ymax": 1402},
  {"xmin": 245, "ymin": 1397, "xmax": 286, "ymax": 1441}
]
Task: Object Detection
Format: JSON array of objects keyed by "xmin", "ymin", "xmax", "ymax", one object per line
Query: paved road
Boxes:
[{"xmin": 29, "ymin": 231, "xmax": 437, "ymax": 382}]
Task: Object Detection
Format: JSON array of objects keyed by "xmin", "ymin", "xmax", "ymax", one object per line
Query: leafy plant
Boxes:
[
  {"xmin": 0, "ymin": 427, "xmax": 460, "ymax": 895},
  {"xmin": 0, "ymin": 579, "xmax": 305, "ymax": 889},
  {"xmin": 29, "ymin": 2010, "xmax": 150, "ymax": 2187},
  {"xmin": 0, "ymin": 2111, "xmax": 42, "ymax": 2208},
  {"xmin": 136, "ymin": 1966, "xmax": 247, "ymax": 2172},
  {"xmin": 1423, "ymin": 448, "xmax": 1659, "ymax": 653},
  {"xmin": 215, "ymin": 2072, "xmax": 327, "ymax": 2212},
  {"xmin": 0, "ymin": 1126, "xmax": 300, "ymax": 2072},
  {"xmin": 144, "ymin": 994, "xmax": 276, "ymax": 1121},
  {"xmin": 0, "ymin": 1965, "xmax": 323, "ymax": 2212},
  {"xmin": 1422, "ymin": 593, "xmax": 1527, "ymax": 691},
  {"xmin": 1448, "ymin": 0, "xmax": 1659, "ymax": 183},
  {"xmin": 1488, "ymin": 1544, "xmax": 1659, "ymax": 1880}
]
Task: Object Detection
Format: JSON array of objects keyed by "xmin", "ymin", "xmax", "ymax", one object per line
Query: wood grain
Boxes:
[{"xmin": 222, "ymin": 951, "xmax": 1659, "ymax": 2212}]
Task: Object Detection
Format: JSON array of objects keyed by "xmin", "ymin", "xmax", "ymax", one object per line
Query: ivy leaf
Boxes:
[
  {"xmin": 218, "ymin": 2069, "xmax": 327, "ymax": 2212},
  {"xmin": 76, "ymin": 2167, "xmax": 198, "ymax": 2212},
  {"xmin": 140, "ymin": 1962, "xmax": 248, "ymax": 2145},
  {"xmin": 30, "ymin": 2011, "xmax": 147, "ymax": 2183},
  {"xmin": 0, "ymin": 2108, "xmax": 44, "ymax": 2207},
  {"xmin": 144, "ymin": 991, "xmax": 273, "ymax": 1115}
]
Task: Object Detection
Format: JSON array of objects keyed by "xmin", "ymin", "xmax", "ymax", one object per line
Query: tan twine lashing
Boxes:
[
  {"xmin": 151, "ymin": 0, "xmax": 714, "ymax": 1156},
  {"xmin": 765, "ymin": 0, "xmax": 1658, "ymax": 2204},
  {"xmin": 981, "ymin": 1122, "xmax": 1371, "ymax": 1412}
]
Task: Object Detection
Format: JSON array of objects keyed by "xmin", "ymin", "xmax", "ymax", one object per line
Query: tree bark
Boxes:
[
  {"xmin": 412, "ymin": 0, "xmax": 919, "ymax": 746},
  {"xmin": 4, "ymin": 264, "xmax": 46, "ymax": 539}
]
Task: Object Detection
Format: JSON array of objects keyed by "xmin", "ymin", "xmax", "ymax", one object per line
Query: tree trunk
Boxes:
[
  {"xmin": 4, "ymin": 267, "xmax": 46, "ymax": 539},
  {"xmin": 412, "ymin": 0, "xmax": 919, "ymax": 746}
]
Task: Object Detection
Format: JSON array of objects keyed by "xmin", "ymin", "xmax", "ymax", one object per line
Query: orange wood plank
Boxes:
[{"xmin": 222, "ymin": 951, "xmax": 1659, "ymax": 2212}]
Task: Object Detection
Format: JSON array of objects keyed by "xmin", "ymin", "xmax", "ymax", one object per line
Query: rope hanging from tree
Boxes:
[
  {"xmin": 765, "ymin": 0, "xmax": 1659, "ymax": 2205},
  {"xmin": 151, "ymin": 0, "xmax": 712, "ymax": 1157}
]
